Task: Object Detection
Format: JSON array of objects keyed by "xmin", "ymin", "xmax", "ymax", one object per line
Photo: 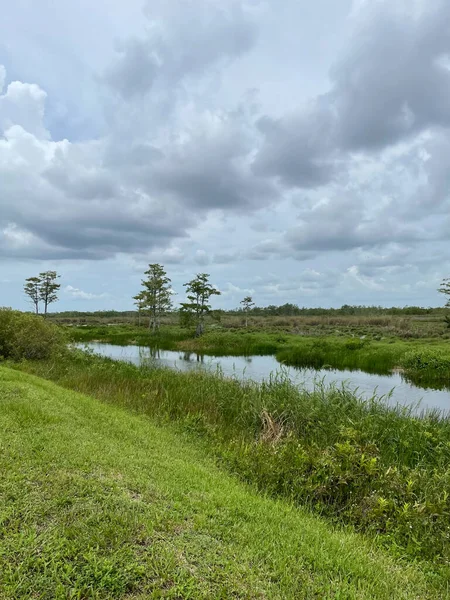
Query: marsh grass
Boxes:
[
  {"xmin": 275, "ymin": 339, "xmax": 402, "ymax": 374},
  {"xmin": 15, "ymin": 350, "xmax": 450, "ymax": 569},
  {"xmin": 402, "ymin": 349, "xmax": 450, "ymax": 386},
  {"xmin": 69, "ymin": 325, "xmax": 190, "ymax": 348}
]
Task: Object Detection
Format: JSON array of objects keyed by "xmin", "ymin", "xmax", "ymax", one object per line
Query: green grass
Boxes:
[
  {"xmin": 53, "ymin": 311, "xmax": 449, "ymax": 339},
  {"xmin": 13, "ymin": 351, "xmax": 450, "ymax": 570},
  {"xmin": 1, "ymin": 366, "xmax": 444, "ymax": 599},
  {"xmin": 68, "ymin": 325, "xmax": 190, "ymax": 348},
  {"xmin": 402, "ymin": 349, "xmax": 450, "ymax": 386}
]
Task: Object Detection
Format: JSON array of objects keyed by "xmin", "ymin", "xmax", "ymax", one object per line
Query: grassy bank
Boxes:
[
  {"xmin": 1, "ymin": 366, "xmax": 442, "ymax": 599},
  {"xmin": 14, "ymin": 351, "xmax": 450, "ymax": 574}
]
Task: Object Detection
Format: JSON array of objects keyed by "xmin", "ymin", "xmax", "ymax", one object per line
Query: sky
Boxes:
[{"xmin": 1, "ymin": 0, "xmax": 450, "ymax": 311}]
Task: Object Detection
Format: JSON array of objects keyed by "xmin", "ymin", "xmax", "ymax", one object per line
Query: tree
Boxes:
[
  {"xmin": 240, "ymin": 296, "xmax": 255, "ymax": 328},
  {"xmin": 181, "ymin": 273, "xmax": 221, "ymax": 336},
  {"xmin": 39, "ymin": 271, "xmax": 61, "ymax": 316},
  {"xmin": 438, "ymin": 278, "xmax": 450, "ymax": 327},
  {"xmin": 439, "ymin": 278, "xmax": 450, "ymax": 307},
  {"xmin": 24, "ymin": 277, "xmax": 41, "ymax": 315},
  {"xmin": 141, "ymin": 264, "xmax": 173, "ymax": 332},
  {"xmin": 133, "ymin": 291, "xmax": 146, "ymax": 327}
]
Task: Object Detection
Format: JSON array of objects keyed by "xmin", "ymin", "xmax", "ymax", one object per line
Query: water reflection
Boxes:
[{"xmin": 78, "ymin": 342, "xmax": 450, "ymax": 414}]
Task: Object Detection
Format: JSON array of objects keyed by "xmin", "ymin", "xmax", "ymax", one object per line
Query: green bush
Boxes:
[
  {"xmin": 402, "ymin": 349, "xmax": 450, "ymax": 384},
  {"xmin": 344, "ymin": 338, "xmax": 367, "ymax": 351},
  {"xmin": 0, "ymin": 309, "xmax": 66, "ymax": 361}
]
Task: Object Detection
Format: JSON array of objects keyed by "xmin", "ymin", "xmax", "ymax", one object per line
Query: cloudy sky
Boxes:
[{"xmin": 1, "ymin": 0, "xmax": 450, "ymax": 311}]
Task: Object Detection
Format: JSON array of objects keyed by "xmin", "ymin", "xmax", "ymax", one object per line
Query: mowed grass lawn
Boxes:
[{"xmin": 0, "ymin": 367, "xmax": 444, "ymax": 599}]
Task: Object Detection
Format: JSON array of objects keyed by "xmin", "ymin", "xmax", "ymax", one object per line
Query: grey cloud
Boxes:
[
  {"xmin": 105, "ymin": 0, "xmax": 257, "ymax": 99},
  {"xmin": 253, "ymin": 0, "xmax": 450, "ymax": 189},
  {"xmin": 331, "ymin": 0, "xmax": 450, "ymax": 151},
  {"xmin": 194, "ymin": 250, "xmax": 210, "ymax": 266},
  {"xmin": 11, "ymin": 196, "xmax": 192, "ymax": 259},
  {"xmin": 285, "ymin": 212, "xmax": 430, "ymax": 254},
  {"xmin": 356, "ymin": 245, "xmax": 415, "ymax": 270},
  {"xmin": 149, "ymin": 110, "xmax": 278, "ymax": 211},
  {"xmin": 153, "ymin": 154, "xmax": 272, "ymax": 210},
  {"xmin": 253, "ymin": 103, "xmax": 341, "ymax": 188},
  {"xmin": 104, "ymin": 38, "xmax": 159, "ymax": 98},
  {"xmin": 0, "ymin": 125, "xmax": 193, "ymax": 260},
  {"xmin": 260, "ymin": 269, "xmax": 339, "ymax": 295},
  {"xmin": 104, "ymin": 141, "xmax": 163, "ymax": 168},
  {"xmin": 0, "ymin": 61, "xmax": 278, "ymax": 263},
  {"xmin": 245, "ymin": 239, "xmax": 286, "ymax": 261},
  {"xmin": 44, "ymin": 149, "xmax": 118, "ymax": 201}
]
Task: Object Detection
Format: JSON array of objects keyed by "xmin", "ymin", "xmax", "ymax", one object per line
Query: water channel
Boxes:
[{"xmin": 79, "ymin": 342, "xmax": 450, "ymax": 414}]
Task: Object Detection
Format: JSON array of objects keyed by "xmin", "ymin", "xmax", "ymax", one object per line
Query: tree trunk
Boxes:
[{"xmin": 195, "ymin": 320, "xmax": 204, "ymax": 337}]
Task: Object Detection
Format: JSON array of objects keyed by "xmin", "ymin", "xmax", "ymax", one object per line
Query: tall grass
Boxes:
[
  {"xmin": 276, "ymin": 338, "xmax": 404, "ymax": 374},
  {"xmin": 15, "ymin": 350, "xmax": 450, "ymax": 568}
]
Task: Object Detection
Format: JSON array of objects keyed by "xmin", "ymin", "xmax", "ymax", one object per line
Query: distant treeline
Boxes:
[
  {"xmin": 230, "ymin": 303, "xmax": 444, "ymax": 316},
  {"xmin": 51, "ymin": 304, "xmax": 444, "ymax": 318},
  {"xmin": 50, "ymin": 310, "xmax": 136, "ymax": 318}
]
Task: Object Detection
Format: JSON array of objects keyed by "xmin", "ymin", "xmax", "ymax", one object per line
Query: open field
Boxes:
[{"xmin": 1, "ymin": 366, "xmax": 444, "ymax": 599}]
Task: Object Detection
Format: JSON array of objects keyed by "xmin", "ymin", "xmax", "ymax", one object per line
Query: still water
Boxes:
[{"xmin": 79, "ymin": 342, "xmax": 450, "ymax": 414}]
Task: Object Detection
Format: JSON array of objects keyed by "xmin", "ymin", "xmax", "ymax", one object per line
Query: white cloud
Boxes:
[
  {"xmin": 64, "ymin": 285, "xmax": 107, "ymax": 300},
  {"xmin": 0, "ymin": 65, "xmax": 5, "ymax": 94},
  {"xmin": 0, "ymin": 77, "xmax": 49, "ymax": 139}
]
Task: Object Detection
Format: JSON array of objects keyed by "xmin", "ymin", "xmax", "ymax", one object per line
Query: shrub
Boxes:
[
  {"xmin": 0, "ymin": 308, "xmax": 66, "ymax": 361},
  {"xmin": 402, "ymin": 349, "xmax": 450, "ymax": 383},
  {"xmin": 344, "ymin": 338, "xmax": 367, "ymax": 351}
]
